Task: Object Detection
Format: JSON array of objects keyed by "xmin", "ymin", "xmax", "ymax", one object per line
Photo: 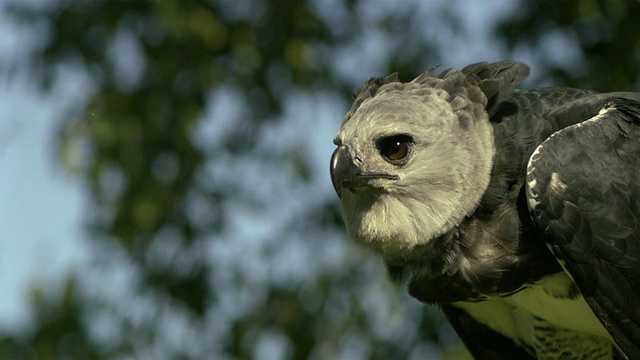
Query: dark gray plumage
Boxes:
[{"xmin": 330, "ymin": 61, "xmax": 640, "ymax": 359}]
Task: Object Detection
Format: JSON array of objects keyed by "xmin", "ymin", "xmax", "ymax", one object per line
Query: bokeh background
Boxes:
[{"xmin": 1, "ymin": 1, "xmax": 639, "ymax": 359}]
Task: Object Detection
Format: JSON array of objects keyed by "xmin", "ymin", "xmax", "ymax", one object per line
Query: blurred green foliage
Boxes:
[
  {"xmin": 1, "ymin": 0, "xmax": 638, "ymax": 359},
  {"xmin": 497, "ymin": 0, "xmax": 640, "ymax": 90}
]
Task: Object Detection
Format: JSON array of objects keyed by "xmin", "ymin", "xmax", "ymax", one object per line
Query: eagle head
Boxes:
[{"xmin": 330, "ymin": 67, "xmax": 498, "ymax": 262}]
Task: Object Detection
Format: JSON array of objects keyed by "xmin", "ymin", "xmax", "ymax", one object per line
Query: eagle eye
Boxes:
[{"xmin": 377, "ymin": 135, "xmax": 412, "ymax": 162}]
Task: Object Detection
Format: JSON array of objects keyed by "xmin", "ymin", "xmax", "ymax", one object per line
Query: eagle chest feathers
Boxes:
[{"xmin": 331, "ymin": 61, "xmax": 640, "ymax": 359}]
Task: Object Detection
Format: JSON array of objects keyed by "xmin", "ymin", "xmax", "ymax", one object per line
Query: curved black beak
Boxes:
[
  {"xmin": 331, "ymin": 145, "xmax": 400, "ymax": 198},
  {"xmin": 330, "ymin": 145, "xmax": 358, "ymax": 198}
]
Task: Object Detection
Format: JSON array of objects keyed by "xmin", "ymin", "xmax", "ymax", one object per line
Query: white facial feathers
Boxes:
[{"xmin": 334, "ymin": 82, "xmax": 496, "ymax": 261}]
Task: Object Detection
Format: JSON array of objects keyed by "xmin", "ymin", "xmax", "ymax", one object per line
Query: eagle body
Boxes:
[{"xmin": 330, "ymin": 62, "xmax": 640, "ymax": 359}]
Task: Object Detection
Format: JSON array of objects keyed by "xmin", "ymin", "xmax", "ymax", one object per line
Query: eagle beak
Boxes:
[
  {"xmin": 330, "ymin": 145, "xmax": 359, "ymax": 198},
  {"xmin": 331, "ymin": 145, "xmax": 401, "ymax": 198}
]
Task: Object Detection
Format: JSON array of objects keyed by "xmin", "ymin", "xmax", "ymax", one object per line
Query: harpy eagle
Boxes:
[{"xmin": 330, "ymin": 61, "xmax": 640, "ymax": 359}]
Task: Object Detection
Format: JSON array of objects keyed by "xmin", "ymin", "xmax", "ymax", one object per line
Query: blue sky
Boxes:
[
  {"xmin": 0, "ymin": 8, "xmax": 91, "ymax": 328},
  {"xmin": 0, "ymin": 1, "xmax": 103, "ymax": 334},
  {"xmin": 0, "ymin": 65, "xmax": 88, "ymax": 328}
]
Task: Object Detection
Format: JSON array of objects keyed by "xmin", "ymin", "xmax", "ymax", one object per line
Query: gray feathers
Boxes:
[
  {"xmin": 343, "ymin": 61, "xmax": 530, "ymax": 128},
  {"xmin": 332, "ymin": 63, "xmax": 508, "ymax": 262},
  {"xmin": 460, "ymin": 61, "xmax": 530, "ymax": 115},
  {"xmin": 332, "ymin": 62, "xmax": 531, "ymax": 262}
]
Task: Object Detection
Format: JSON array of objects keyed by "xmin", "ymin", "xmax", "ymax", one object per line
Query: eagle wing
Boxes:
[{"xmin": 526, "ymin": 97, "xmax": 640, "ymax": 358}]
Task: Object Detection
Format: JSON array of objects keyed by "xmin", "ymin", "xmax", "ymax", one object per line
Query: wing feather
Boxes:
[{"xmin": 526, "ymin": 97, "xmax": 640, "ymax": 358}]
